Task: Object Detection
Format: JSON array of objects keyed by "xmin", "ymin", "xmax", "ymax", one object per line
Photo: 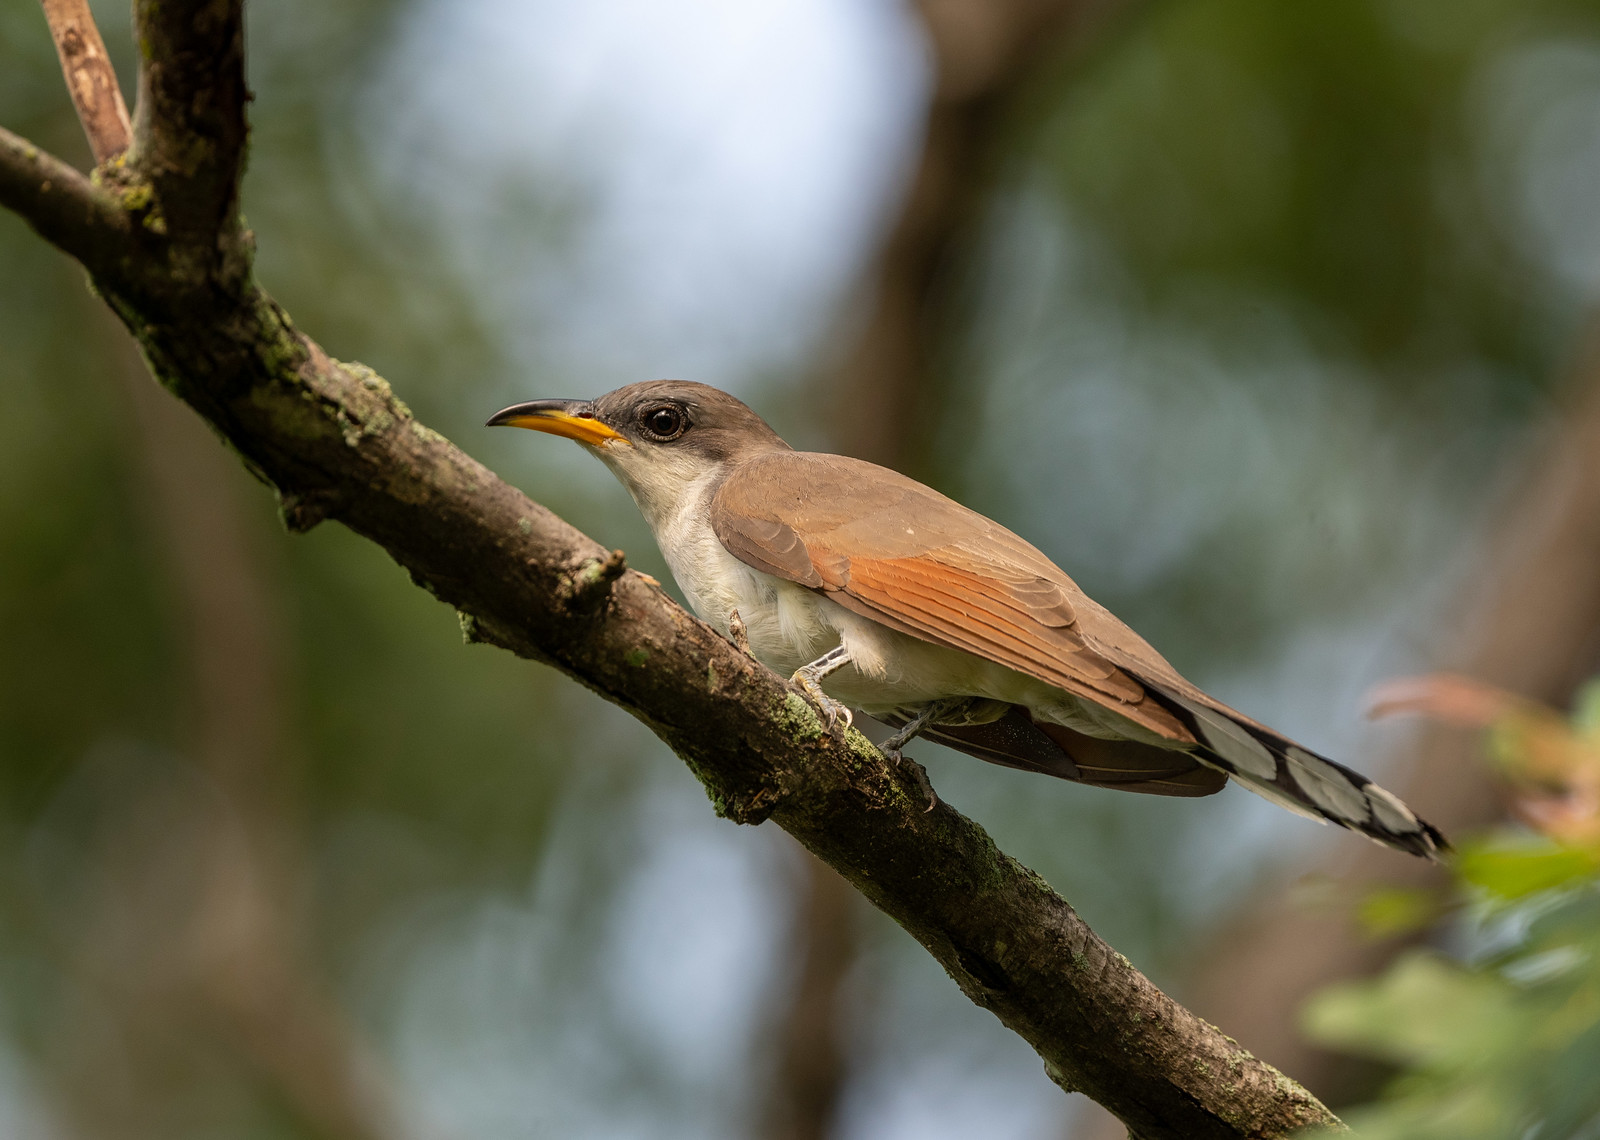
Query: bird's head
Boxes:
[{"xmin": 488, "ymin": 380, "xmax": 790, "ymax": 525}]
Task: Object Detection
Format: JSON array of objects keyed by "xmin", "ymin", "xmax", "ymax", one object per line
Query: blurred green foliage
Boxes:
[
  {"xmin": 1041, "ymin": 0, "xmax": 1600, "ymax": 391},
  {"xmin": 1306, "ymin": 682, "xmax": 1600, "ymax": 1139}
]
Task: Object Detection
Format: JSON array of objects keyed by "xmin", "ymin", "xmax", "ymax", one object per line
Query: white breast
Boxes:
[{"xmin": 647, "ymin": 470, "xmax": 835, "ymax": 674}]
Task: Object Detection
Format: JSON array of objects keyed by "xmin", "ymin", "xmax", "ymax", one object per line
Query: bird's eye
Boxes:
[{"xmin": 640, "ymin": 405, "xmax": 686, "ymax": 440}]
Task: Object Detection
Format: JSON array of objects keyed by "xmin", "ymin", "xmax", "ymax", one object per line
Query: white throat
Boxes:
[
  {"xmin": 592, "ymin": 440, "xmax": 724, "ymax": 538},
  {"xmin": 591, "ymin": 441, "xmax": 734, "ymax": 621}
]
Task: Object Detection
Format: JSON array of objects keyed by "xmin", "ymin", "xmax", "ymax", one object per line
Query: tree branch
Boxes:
[
  {"xmin": 127, "ymin": 297, "xmax": 1346, "ymax": 1140},
  {"xmin": 0, "ymin": 125, "xmax": 133, "ymax": 274},
  {"xmin": 40, "ymin": 0, "xmax": 131, "ymax": 162},
  {"xmin": 130, "ymin": 0, "xmax": 250, "ymax": 254},
  {"xmin": 0, "ymin": 3, "xmax": 1344, "ymax": 1136}
]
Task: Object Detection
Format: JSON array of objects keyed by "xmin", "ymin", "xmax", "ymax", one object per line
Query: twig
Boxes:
[
  {"xmin": 728, "ymin": 608, "xmax": 754, "ymax": 657},
  {"xmin": 39, "ymin": 0, "xmax": 131, "ymax": 162},
  {"xmin": 564, "ymin": 548, "xmax": 628, "ymax": 612}
]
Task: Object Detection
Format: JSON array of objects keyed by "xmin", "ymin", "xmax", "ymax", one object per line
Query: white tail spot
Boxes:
[
  {"xmin": 1182, "ymin": 700, "xmax": 1277, "ymax": 780},
  {"xmin": 1286, "ymin": 747, "xmax": 1369, "ymax": 822},
  {"xmin": 1366, "ymin": 784, "xmax": 1422, "ymax": 835}
]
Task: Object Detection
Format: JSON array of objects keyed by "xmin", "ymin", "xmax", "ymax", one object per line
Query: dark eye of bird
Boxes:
[{"xmin": 642, "ymin": 406, "xmax": 685, "ymax": 439}]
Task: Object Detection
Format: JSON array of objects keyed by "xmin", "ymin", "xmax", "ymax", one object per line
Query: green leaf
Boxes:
[
  {"xmin": 1456, "ymin": 839, "xmax": 1600, "ymax": 901},
  {"xmin": 1571, "ymin": 678, "xmax": 1600, "ymax": 744},
  {"xmin": 1302, "ymin": 951, "xmax": 1518, "ymax": 1068}
]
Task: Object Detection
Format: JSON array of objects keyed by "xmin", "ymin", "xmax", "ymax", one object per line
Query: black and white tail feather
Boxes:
[{"xmin": 1152, "ymin": 687, "xmax": 1448, "ymax": 861}]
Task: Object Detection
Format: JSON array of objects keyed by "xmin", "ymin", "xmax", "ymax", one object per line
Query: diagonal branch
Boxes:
[
  {"xmin": 40, "ymin": 0, "xmax": 132, "ymax": 162},
  {"xmin": 50, "ymin": 264, "xmax": 1345, "ymax": 1140},
  {"xmin": 0, "ymin": 3, "xmax": 1345, "ymax": 1136},
  {"xmin": 130, "ymin": 297, "xmax": 1343, "ymax": 1140}
]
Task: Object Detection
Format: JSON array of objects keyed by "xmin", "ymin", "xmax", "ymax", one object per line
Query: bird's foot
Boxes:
[
  {"xmin": 791, "ymin": 668, "xmax": 854, "ymax": 735},
  {"xmin": 789, "ymin": 646, "xmax": 854, "ymax": 737},
  {"xmin": 727, "ymin": 609, "xmax": 755, "ymax": 659},
  {"xmin": 884, "ymin": 744, "xmax": 939, "ymax": 813}
]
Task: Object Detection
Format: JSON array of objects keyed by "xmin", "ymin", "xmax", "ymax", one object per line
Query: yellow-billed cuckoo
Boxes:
[{"xmin": 489, "ymin": 381, "xmax": 1446, "ymax": 859}]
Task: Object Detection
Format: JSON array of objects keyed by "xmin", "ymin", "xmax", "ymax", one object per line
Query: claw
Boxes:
[
  {"xmin": 884, "ymin": 745, "xmax": 939, "ymax": 812},
  {"xmin": 791, "ymin": 669, "xmax": 853, "ymax": 734},
  {"xmin": 789, "ymin": 645, "xmax": 854, "ymax": 736}
]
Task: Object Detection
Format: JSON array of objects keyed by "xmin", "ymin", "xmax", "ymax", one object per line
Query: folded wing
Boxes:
[{"xmin": 711, "ymin": 451, "xmax": 1445, "ymax": 858}]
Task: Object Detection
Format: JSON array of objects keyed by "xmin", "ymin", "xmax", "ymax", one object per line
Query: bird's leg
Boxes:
[
  {"xmin": 881, "ymin": 704, "xmax": 939, "ymax": 762},
  {"xmin": 880, "ymin": 697, "xmax": 976, "ymax": 760},
  {"xmin": 879, "ymin": 699, "xmax": 970, "ymax": 813},
  {"xmin": 727, "ymin": 608, "xmax": 754, "ymax": 658},
  {"xmin": 789, "ymin": 645, "xmax": 854, "ymax": 735}
]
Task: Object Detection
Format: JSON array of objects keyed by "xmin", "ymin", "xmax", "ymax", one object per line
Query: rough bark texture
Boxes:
[{"xmin": 1, "ymin": 2, "xmax": 1344, "ymax": 1135}]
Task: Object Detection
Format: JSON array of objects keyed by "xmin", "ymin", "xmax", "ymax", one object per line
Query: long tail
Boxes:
[{"xmin": 1153, "ymin": 687, "xmax": 1449, "ymax": 860}]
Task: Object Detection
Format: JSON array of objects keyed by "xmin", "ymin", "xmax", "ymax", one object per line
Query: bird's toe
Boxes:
[{"xmin": 882, "ymin": 745, "xmax": 937, "ymax": 812}]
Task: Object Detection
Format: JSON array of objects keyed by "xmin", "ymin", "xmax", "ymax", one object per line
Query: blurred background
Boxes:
[{"xmin": 5, "ymin": 0, "xmax": 1600, "ymax": 1136}]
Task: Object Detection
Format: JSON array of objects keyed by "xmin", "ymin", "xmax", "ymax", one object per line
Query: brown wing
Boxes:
[
  {"xmin": 711, "ymin": 451, "xmax": 1446, "ymax": 855},
  {"xmin": 710, "ymin": 451, "xmax": 1191, "ymax": 742}
]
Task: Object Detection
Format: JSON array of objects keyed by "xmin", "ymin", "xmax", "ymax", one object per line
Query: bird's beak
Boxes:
[{"xmin": 486, "ymin": 399, "xmax": 628, "ymax": 447}]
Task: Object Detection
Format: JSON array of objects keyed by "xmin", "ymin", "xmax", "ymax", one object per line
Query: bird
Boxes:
[{"xmin": 489, "ymin": 380, "xmax": 1447, "ymax": 859}]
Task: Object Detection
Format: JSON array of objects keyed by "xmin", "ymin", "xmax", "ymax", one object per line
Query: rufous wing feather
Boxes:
[{"xmin": 711, "ymin": 453, "xmax": 1190, "ymax": 742}]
